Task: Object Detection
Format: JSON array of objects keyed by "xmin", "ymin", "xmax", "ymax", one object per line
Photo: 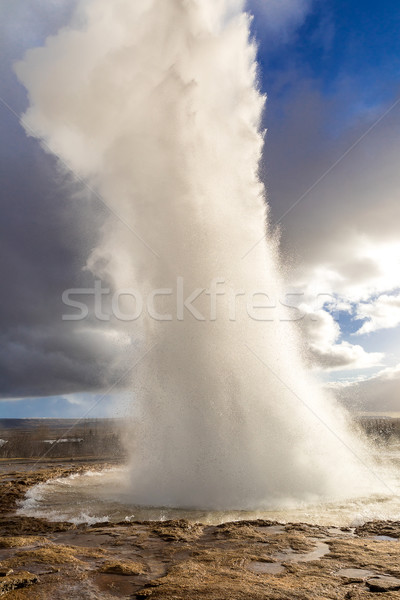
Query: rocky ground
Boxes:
[{"xmin": 1, "ymin": 461, "xmax": 400, "ymax": 599}]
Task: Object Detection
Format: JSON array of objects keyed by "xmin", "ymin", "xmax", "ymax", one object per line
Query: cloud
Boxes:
[
  {"xmin": 309, "ymin": 341, "xmax": 383, "ymax": 371},
  {"xmin": 0, "ymin": 0, "xmax": 143, "ymax": 399},
  {"xmin": 261, "ymin": 69, "xmax": 400, "ymax": 381},
  {"xmin": 356, "ymin": 293, "xmax": 400, "ymax": 335},
  {"xmin": 330, "ymin": 364, "xmax": 400, "ymax": 413},
  {"xmin": 294, "ymin": 242, "xmax": 400, "ymax": 305},
  {"xmin": 298, "ymin": 305, "xmax": 384, "ymax": 371},
  {"xmin": 264, "ymin": 76, "xmax": 400, "ymax": 301},
  {"xmin": 0, "ymin": 131, "xmax": 134, "ymax": 398}
]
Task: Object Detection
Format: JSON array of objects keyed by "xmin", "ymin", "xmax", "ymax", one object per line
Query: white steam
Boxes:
[{"xmin": 16, "ymin": 0, "xmax": 379, "ymax": 509}]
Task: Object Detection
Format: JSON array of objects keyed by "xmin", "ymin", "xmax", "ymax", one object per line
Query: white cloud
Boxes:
[
  {"xmin": 298, "ymin": 304, "xmax": 384, "ymax": 371},
  {"xmin": 264, "ymin": 76, "xmax": 400, "ymax": 309},
  {"xmin": 309, "ymin": 341, "xmax": 383, "ymax": 371},
  {"xmin": 329, "ymin": 364, "xmax": 400, "ymax": 413},
  {"xmin": 356, "ymin": 293, "xmax": 400, "ymax": 335},
  {"xmin": 263, "ymin": 75, "xmax": 400, "ymax": 386},
  {"xmin": 294, "ymin": 241, "xmax": 400, "ymax": 306}
]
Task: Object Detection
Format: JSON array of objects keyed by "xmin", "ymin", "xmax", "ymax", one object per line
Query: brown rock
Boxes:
[
  {"xmin": 0, "ymin": 569, "xmax": 13, "ymax": 577},
  {"xmin": 0, "ymin": 571, "xmax": 39, "ymax": 595},
  {"xmin": 366, "ymin": 575, "xmax": 400, "ymax": 592}
]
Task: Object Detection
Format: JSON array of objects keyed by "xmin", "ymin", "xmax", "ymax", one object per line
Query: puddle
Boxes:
[
  {"xmin": 255, "ymin": 525, "xmax": 285, "ymax": 535},
  {"xmin": 327, "ymin": 527, "xmax": 353, "ymax": 537},
  {"xmin": 337, "ymin": 568, "xmax": 375, "ymax": 579},
  {"xmin": 248, "ymin": 561, "xmax": 285, "ymax": 575},
  {"xmin": 51, "ymin": 531, "xmax": 116, "ymax": 548},
  {"xmin": 276, "ymin": 540, "xmax": 330, "ymax": 563},
  {"xmin": 93, "ymin": 573, "xmax": 140, "ymax": 597}
]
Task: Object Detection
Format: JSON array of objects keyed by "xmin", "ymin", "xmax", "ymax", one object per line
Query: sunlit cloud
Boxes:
[
  {"xmin": 329, "ymin": 363, "xmax": 400, "ymax": 414},
  {"xmin": 356, "ymin": 293, "xmax": 400, "ymax": 335},
  {"xmin": 298, "ymin": 304, "xmax": 384, "ymax": 371}
]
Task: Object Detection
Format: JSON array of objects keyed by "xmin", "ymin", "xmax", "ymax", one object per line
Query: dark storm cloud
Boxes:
[
  {"xmin": 0, "ymin": 1, "xmax": 137, "ymax": 398},
  {"xmin": 262, "ymin": 77, "xmax": 400, "ymax": 260},
  {"xmin": 0, "ymin": 124, "xmax": 127, "ymax": 398}
]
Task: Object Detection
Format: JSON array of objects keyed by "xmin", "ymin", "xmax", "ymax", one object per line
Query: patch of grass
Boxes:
[
  {"xmin": 99, "ymin": 560, "xmax": 145, "ymax": 575},
  {"xmin": 4, "ymin": 543, "xmax": 106, "ymax": 569},
  {"xmin": 0, "ymin": 536, "xmax": 46, "ymax": 549}
]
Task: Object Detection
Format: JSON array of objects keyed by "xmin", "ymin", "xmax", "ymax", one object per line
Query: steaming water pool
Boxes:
[{"xmin": 17, "ymin": 446, "xmax": 400, "ymax": 527}]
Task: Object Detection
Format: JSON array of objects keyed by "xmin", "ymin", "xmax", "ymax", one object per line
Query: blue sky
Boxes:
[
  {"xmin": 1, "ymin": 0, "xmax": 400, "ymax": 416},
  {"xmin": 255, "ymin": 0, "xmax": 400, "ymax": 92}
]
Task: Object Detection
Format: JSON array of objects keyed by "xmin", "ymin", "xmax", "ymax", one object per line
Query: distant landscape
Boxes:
[
  {"xmin": 0, "ymin": 418, "xmax": 126, "ymax": 459},
  {"xmin": 0, "ymin": 417, "xmax": 398, "ymax": 460}
]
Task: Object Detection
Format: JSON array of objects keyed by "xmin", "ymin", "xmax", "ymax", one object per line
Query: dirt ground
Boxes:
[{"xmin": 1, "ymin": 460, "xmax": 400, "ymax": 599}]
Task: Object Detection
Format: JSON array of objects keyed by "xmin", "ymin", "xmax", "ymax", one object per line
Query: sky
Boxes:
[{"xmin": 1, "ymin": 0, "xmax": 400, "ymax": 417}]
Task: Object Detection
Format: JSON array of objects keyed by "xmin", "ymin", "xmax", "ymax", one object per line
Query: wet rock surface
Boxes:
[
  {"xmin": 1, "ymin": 462, "xmax": 400, "ymax": 598},
  {"xmin": 366, "ymin": 576, "xmax": 400, "ymax": 592},
  {"xmin": 356, "ymin": 521, "xmax": 400, "ymax": 539}
]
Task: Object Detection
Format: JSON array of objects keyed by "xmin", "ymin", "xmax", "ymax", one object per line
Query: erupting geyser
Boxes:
[{"xmin": 17, "ymin": 0, "xmax": 377, "ymax": 510}]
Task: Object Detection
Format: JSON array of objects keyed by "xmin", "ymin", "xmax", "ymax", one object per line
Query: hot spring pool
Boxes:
[{"xmin": 17, "ymin": 445, "xmax": 400, "ymax": 527}]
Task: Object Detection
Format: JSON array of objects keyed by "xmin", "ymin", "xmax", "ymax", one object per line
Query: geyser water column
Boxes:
[{"xmin": 17, "ymin": 0, "xmax": 376, "ymax": 509}]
